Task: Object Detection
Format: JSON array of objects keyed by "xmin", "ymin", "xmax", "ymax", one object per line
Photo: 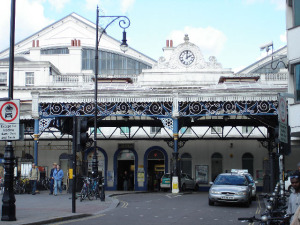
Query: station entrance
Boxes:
[
  {"xmin": 147, "ymin": 149, "xmax": 165, "ymax": 191},
  {"xmin": 117, "ymin": 150, "xmax": 135, "ymax": 191}
]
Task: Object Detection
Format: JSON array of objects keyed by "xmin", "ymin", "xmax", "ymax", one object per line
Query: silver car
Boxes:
[{"xmin": 208, "ymin": 173, "xmax": 252, "ymax": 207}]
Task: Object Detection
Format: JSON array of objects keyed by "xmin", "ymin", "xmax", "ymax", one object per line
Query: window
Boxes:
[
  {"xmin": 180, "ymin": 127, "xmax": 191, "ymax": 134},
  {"xmin": 82, "ymin": 48, "xmax": 151, "ymax": 75},
  {"xmin": 90, "ymin": 127, "xmax": 101, "ymax": 135},
  {"xmin": 295, "ymin": 64, "xmax": 300, "ymax": 101},
  {"xmin": 25, "ymin": 72, "xmax": 34, "ymax": 86},
  {"xmin": 120, "ymin": 127, "xmax": 130, "ymax": 135},
  {"xmin": 181, "ymin": 153, "xmax": 192, "ymax": 176},
  {"xmin": 150, "ymin": 127, "xmax": 161, "ymax": 134},
  {"xmin": 41, "ymin": 48, "xmax": 69, "ymax": 55},
  {"xmin": 294, "ymin": 0, "xmax": 300, "ymax": 27},
  {"xmin": 242, "ymin": 126, "xmax": 253, "ymax": 134},
  {"xmin": 211, "ymin": 126, "xmax": 221, "ymax": 134},
  {"xmin": 0, "ymin": 72, "xmax": 7, "ymax": 86}
]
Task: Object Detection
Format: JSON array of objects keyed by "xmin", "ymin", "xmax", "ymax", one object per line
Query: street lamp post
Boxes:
[{"xmin": 93, "ymin": 6, "xmax": 130, "ymax": 199}]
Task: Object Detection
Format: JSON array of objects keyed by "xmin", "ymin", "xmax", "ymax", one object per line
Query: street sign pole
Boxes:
[{"xmin": 1, "ymin": 0, "xmax": 16, "ymax": 221}]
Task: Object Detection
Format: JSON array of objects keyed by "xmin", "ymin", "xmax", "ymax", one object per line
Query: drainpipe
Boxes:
[{"xmin": 33, "ymin": 119, "xmax": 39, "ymax": 165}]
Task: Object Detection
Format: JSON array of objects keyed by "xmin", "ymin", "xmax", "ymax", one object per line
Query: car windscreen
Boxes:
[
  {"xmin": 163, "ymin": 174, "xmax": 170, "ymax": 179},
  {"xmin": 214, "ymin": 175, "xmax": 247, "ymax": 186}
]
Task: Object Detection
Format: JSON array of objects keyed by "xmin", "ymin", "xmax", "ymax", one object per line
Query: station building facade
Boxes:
[{"xmin": 0, "ymin": 13, "xmax": 295, "ymax": 191}]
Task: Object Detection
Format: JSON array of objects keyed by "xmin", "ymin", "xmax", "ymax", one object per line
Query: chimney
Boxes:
[
  {"xmin": 71, "ymin": 40, "xmax": 74, "ymax": 46},
  {"xmin": 170, "ymin": 40, "xmax": 173, "ymax": 47},
  {"xmin": 36, "ymin": 40, "xmax": 39, "ymax": 47},
  {"xmin": 32, "ymin": 40, "xmax": 35, "ymax": 47},
  {"xmin": 78, "ymin": 40, "xmax": 81, "ymax": 46},
  {"xmin": 166, "ymin": 40, "xmax": 169, "ymax": 47},
  {"xmin": 74, "ymin": 39, "xmax": 77, "ymax": 46}
]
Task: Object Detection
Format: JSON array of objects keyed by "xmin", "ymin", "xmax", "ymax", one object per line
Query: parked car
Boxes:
[
  {"xmin": 208, "ymin": 173, "xmax": 252, "ymax": 207},
  {"xmin": 231, "ymin": 169, "xmax": 258, "ymax": 200},
  {"xmin": 160, "ymin": 173, "xmax": 198, "ymax": 191}
]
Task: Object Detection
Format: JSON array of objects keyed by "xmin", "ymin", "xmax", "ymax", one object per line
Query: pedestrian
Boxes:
[
  {"xmin": 287, "ymin": 171, "xmax": 300, "ymax": 222},
  {"xmin": 49, "ymin": 163, "xmax": 57, "ymax": 195},
  {"xmin": 297, "ymin": 162, "xmax": 300, "ymax": 172},
  {"xmin": 123, "ymin": 171, "xmax": 129, "ymax": 191},
  {"xmin": 29, "ymin": 163, "xmax": 40, "ymax": 195},
  {"xmin": 53, "ymin": 164, "xmax": 64, "ymax": 196}
]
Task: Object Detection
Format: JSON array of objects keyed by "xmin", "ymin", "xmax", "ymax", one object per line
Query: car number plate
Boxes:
[
  {"xmin": 165, "ymin": 181, "xmax": 170, "ymax": 183},
  {"xmin": 221, "ymin": 196, "xmax": 234, "ymax": 200}
]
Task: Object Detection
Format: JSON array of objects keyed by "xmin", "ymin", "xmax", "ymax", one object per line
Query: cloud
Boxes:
[
  {"xmin": 280, "ymin": 31, "xmax": 287, "ymax": 43},
  {"xmin": 48, "ymin": 0, "xmax": 71, "ymax": 12},
  {"xmin": 0, "ymin": 0, "xmax": 53, "ymax": 52},
  {"xmin": 85, "ymin": 0, "xmax": 101, "ymax": 11},
  {"xmin": 121, "ymin": 0, "xmax": 135, "ymax": 13},
  {"xmin": 167, "ymin": 26, "xmax": 227, "ymax": 57}
]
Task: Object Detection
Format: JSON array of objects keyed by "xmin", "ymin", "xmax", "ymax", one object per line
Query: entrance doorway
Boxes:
[
  {"xmin": 147, "ymin": 149, "xmax": 165, "ymax": 191},
  {"xmin": 211, "ymin": 152, "xmax": 223, "ymax": 182},
  {"xmin": 117, "ymin": 150, "xmax": 135, "ymax": 191}
]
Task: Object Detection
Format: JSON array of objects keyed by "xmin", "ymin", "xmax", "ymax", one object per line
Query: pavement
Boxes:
[{"xmin": 0, "ymin": 190, "xmax": 136, "ymax": 225}]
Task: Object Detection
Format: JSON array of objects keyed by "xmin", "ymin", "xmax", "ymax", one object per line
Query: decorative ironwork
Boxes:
[
  {"xmin": 166, "ymin": 140, "xmax": 187, "ymax": 150},
  {"xmin": 39, "ymin": 118, "xmax": 54, "ymax": 133},
  {"xmin": 40, "ymin": 100, "xmax": 278, "ymax": 118},
  {"xmin": 160, "ymin": 118, "xmax": 173, "ymax": 130}
]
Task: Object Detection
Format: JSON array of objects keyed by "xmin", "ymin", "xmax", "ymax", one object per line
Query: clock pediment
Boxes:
[{"xmin": 154, "ymin": 34, "xmax": 222, "ymax": 70}]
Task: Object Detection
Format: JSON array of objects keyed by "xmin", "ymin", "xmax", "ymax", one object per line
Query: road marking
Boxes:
[
  {"xmin": 52, "ymin": 214, "xmax": 106, "ymax": 224},
  {"xmin": 120, "ymin": 200, "xmax": 128, "ymax": 208}
]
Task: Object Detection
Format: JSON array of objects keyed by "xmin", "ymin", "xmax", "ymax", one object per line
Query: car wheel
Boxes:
[
  {"xmin": 208, "ymin": 198, "xmax": 214, "ymax": 206},
  {"xmin": 252, "ymin": 194, "xmax": 256, "ymax": 201}
]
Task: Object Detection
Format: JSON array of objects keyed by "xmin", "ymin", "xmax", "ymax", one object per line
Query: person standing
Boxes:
[
  {"xmin": 49, "ymin": 163, "xmax": 57, "ymax": 195},
  {"xmin": 123, "ymin": 171, "xmax": 129, "ymax": 191},
  {"xmin": 29, "ymin": 163, "xmax": 40, "ymax": 195},
  {"xmin": 53, "ymin": 164, "xmax": 64, "ymax": 196},
  {"xmin": 287, "ymin": 171, "xmax": 300, "ymax": 223}
]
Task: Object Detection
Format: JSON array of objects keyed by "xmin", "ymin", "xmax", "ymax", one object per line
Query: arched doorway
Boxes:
[
  {"xmin": 116, "ymin": 150, "xmax": 135, "ymax": 191},
  {"xmin": 147, "ymin": 149, "xmax": 165, "ymax": 191},
  {"xmin": 84, "ymin": 147, "xmax": 108, "ymax": 184},
  {"xmin": 242, "ymin": 153, "xmax": 254, "ymax": 176},
  {"xmin": 181, "ymin": 153, "xmax": 192, "ymax": 176},
  {"xmin": 211, "ymin": 152, "xmax": 223, "ymax": 182}
]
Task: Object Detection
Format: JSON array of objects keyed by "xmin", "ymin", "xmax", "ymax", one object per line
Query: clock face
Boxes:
[{"xmin": 179, "ymin": 50, "xmax": 195, "ymax": 65}]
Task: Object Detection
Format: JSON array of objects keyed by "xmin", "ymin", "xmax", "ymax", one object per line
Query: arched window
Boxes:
[
  {"xmin": 181, "ymin": 153, "xmax": 192, "ymax": 176},
  {"xmin": 211, "ymin": 153, "xmax": 223, "ymax": 182},
  {"xmin": 242, "ymin": 153, "xmax": 254, "ymax": 176}
]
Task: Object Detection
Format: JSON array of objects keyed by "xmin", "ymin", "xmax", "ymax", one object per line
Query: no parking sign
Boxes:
[{"xmin": 0, "ymin": 100, "xmax": 20, "ymax": 140}]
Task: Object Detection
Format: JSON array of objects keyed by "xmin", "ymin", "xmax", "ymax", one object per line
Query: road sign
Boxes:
[
  {"xmin": 0, "ymin": 100, "xmax": 20, "ymax": 140},
  {"xmin": 279, "ymin": 122, "xmax": 288, "ymax": 144},
  {"xmin": 278, "ymin": 95, "xmax": 287, "ymax": 124}
]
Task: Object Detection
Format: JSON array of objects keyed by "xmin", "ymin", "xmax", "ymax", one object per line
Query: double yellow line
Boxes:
[
  {"xmin": 248, "ymin": 196, "xmax": 262, "ymax": 225},
  {"xmin": 120, "ymin": 200, "xmax": 128, "ymax": 208}
]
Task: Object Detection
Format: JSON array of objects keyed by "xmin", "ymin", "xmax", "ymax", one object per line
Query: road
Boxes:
[{"xmin": 54, "ymin": 192, "xmax": 264, "ymax": 225}]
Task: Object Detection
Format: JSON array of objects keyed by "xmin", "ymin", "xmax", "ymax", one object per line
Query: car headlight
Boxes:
[
  {"xmin": 236, "ymin": 191, "xmax": 247, "ymax": 196},
  {"xmin": 210, "ymin": 189, "xmax": 221, "ymax": 194}
]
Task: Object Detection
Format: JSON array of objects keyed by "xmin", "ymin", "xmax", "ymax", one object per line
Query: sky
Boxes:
[{"xmin": 0, "ymin": 0, "xmax": 286, "ymax": 72}]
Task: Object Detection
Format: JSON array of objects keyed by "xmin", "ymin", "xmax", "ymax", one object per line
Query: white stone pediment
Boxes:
[{"xmin": 153, "ymin": 35, "xmax": 222, "ymax": 71}]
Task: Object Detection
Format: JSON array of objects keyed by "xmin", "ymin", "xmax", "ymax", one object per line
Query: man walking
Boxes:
[
  {"xmin": 29, "ymin": 163, "xmax": 40, "ymax": 195},
  {"xmin": 49, "ymin": 163, "xmax": 57, "ymax": 195},
  {"xmin": 53, "ymin": 164, "xmax": 64, "ymax": 196},
  {"xmin": 287, "ymin": 171, "xmax": 300, "ymax": 223}
]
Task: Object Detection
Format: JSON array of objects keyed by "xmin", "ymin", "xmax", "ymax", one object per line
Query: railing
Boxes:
[
  {"xmin": 51, "ymin": 74, "xmax": 139, "ymax": 86},
  {"xmin": 264, "ymin": 73, "xmax": 288, "ymax": 81}
]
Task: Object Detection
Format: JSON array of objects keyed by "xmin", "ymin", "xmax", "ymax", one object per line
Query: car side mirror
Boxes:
[{"xmin": 209, "ymin": 182, "xmax": 214, "ymax": 185}]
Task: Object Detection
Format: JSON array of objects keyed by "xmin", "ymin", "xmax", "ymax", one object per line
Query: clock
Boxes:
[{"xmin": 179, "ymin": 50, "xmax": 195, "ymax": 65}]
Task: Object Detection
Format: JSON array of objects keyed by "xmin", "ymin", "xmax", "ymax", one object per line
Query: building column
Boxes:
[
  {"xmin": 33, "ymin": 119, "xmax": 39, "ymax": 165},
  {"xmin": 172, "ymin": 118, "xmax": 179, "ymax": 177}
]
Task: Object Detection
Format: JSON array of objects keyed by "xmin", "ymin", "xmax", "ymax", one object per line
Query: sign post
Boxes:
[
  {"xmin": 0, "ymin": 100, "xmax": 20, "ymax": 140},
  {"xmin": 278, "ymin": 95, "xmax": 288, "ymax": 144}
]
